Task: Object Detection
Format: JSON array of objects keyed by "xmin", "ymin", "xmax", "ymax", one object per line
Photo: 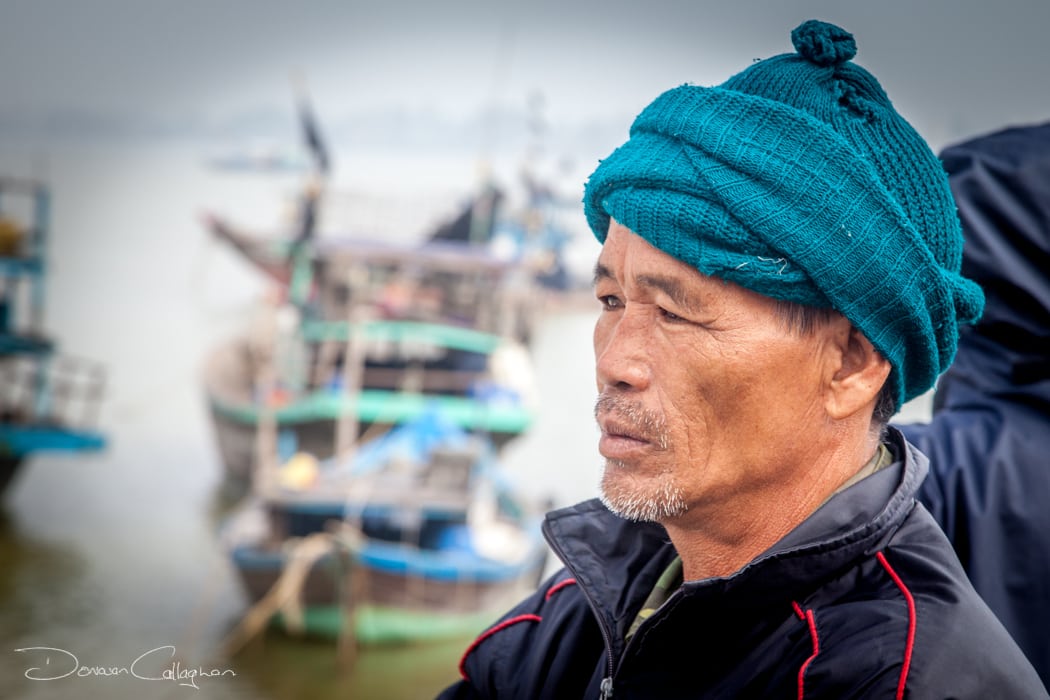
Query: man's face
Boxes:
[{"xmin": 592, "ymin": 221, "xmax": 833, "ymax": 525}]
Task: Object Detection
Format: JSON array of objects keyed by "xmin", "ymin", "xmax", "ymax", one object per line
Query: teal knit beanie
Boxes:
[{"xmin": 583, "ymin": 19, "xmax": 984, "ymax": 412}]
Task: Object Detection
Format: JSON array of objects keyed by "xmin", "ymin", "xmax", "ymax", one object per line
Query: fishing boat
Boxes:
[
  {"xmin": 210, "ymin": 89, "xmax": 550, "ymax": 651},
  {"xmin": 220, "ymin": 407, "xmax": 548, "ymax": 647},
  {"xmin": 212, "ymin": 238, "xmax": 547, "ymax": 648},
  {"xmin": 0, "ymin": 176, "xmax": 106, "ymax": 495}
]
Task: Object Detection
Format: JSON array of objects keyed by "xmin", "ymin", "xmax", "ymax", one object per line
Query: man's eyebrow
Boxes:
[
  {"xmin": 637, "ymin": 273, "xmax": 700, "ymax": 313},
  {"xmin": 592, "ymin": 262, "xmax": 613, "ymax": 287}
]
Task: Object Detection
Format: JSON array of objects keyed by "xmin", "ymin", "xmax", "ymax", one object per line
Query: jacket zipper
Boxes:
[{"xmin": 543, "ymin": 528, "xmax": 618, "ymax": 699}]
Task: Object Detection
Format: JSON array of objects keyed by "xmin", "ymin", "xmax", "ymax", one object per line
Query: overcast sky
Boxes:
[{"xmin": 2, "ymin": 0, "xmax": 1049, "ymax": 158}]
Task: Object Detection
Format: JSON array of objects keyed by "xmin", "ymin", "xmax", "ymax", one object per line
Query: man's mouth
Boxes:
[
  {"xmin": 597, "ymin": 416, "xmax": 656, "ymax": 460},
  {"xmin": 599, "ymin": 418, "xmax": 650, "ymax": 443},
  {"xmin": 594, "ymin": 394, "xmax": 669, "ymax": 459}
]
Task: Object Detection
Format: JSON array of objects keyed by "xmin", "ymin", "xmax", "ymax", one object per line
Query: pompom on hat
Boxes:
[{"xmin": 583, "ymin": 19, "xmax": 984, "ymax": 412}]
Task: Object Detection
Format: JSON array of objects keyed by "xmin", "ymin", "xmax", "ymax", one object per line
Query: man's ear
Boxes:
[{"xmin": 825, "ymin": 322, "xmax": 891, "ymax": 420}]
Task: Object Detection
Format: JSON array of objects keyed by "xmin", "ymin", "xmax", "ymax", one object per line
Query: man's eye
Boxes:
[
  {"xmin": 659, "ymin": 307, "xmax": 684, "ymax": 322},
  {"xmin": 598, "ymin": 295, "xmax": 622, "ymax": 310}
]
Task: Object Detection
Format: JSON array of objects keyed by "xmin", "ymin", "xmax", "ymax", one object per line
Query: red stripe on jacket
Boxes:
[
  {"xmin": 877, "ymin": 550, "xmax": 917, "ymax": 700},
  {"xmin": 459, "ymin": 578, "xmax": 578, "ymax": 681},
  {"xmin": 792, "ymin": 601, "xmax": 821, "ymax": 699}
]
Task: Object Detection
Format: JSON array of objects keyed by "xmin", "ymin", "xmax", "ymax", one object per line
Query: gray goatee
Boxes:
[{"xmin": 594, "ymin": 394, "xmax": 683, "ymax": 521}]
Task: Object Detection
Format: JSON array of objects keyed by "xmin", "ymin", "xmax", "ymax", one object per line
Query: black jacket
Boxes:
[
  {"xmin": 439, "ymin": 430, "xmax": 1046, "ymax": 698},
  {"xmin": 898, "ymin": 122, "xmax": 1050, "ymax": 690}
]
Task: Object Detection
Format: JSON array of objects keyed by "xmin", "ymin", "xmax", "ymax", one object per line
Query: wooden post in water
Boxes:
[{"xmin": 333, "ymin": 264, "xmax": 368, "ymax": 461}]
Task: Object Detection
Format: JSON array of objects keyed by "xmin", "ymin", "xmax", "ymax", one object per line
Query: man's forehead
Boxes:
[
  {"xmin": 597, "ymin": 223, "xmax": 688, "ymax": 271},
  {"xmin": 597, "ymin": 225, "xmax": 703, "ymax": 282}
]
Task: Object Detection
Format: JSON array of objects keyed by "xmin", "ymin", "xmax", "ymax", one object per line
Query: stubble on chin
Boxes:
[{"xmin": 599, "ymin": 458, "xmax": 687, "ymax": 522}]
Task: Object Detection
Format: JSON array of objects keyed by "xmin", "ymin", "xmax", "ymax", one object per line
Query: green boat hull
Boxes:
[{"xmin": 270, "ymin": 603, "xmax": 498, "ymax": 645}]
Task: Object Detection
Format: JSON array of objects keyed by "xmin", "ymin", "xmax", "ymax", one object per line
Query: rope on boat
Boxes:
[{"xmin": 220, "ymin": 527, "xmax": 362, "ymax": 659}]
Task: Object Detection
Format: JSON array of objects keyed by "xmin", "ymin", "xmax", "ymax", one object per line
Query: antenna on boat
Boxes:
[
  {"xmin": 293, "ymin": 73, "xmax": 331, "ymax": 180},
  {"xmin": 287, "ymin": 71, "xmax": 331, "ymax": 307}
]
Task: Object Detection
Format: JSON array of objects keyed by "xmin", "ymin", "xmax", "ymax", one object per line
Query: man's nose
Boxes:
[{"xmin": 595, "ymin": 310, "xmax": 652, "ymax": 392}]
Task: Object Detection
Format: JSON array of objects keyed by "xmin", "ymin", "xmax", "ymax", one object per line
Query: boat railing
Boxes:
[
  {"xmin": 0, "ymin": 354, "xmax": 107, "ymax": 430},
  {"xmin": 299, "ymin": 319, "xmax": 505, "ymax": 354}
]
